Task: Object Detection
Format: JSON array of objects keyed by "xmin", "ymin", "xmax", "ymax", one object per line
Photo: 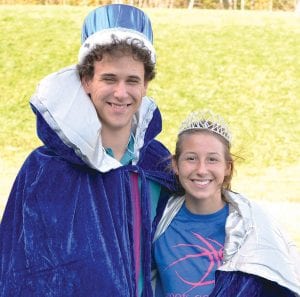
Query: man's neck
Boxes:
[{"xmin": 101, "ymin": 127, "xmax": 132, "ymax": 161}]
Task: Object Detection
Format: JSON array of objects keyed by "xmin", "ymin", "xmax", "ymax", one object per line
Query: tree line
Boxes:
[{"xmin": 1, "ymin": 0, "xmax": 299, "ymax": 13}]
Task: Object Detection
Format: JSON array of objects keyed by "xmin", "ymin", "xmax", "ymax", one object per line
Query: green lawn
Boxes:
[{"xmin": 0, "ymin": 6, "xmax": 299, "ymax": 245}]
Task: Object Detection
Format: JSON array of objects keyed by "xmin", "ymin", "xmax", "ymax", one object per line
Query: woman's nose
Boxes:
[{"xmin": 195, "ymin": 160, "xmax": 207, "ymax": 174}]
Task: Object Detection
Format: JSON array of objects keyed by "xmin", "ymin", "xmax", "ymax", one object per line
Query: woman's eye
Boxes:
[
  {"xmin": 208, "ymin": 157, "xmax": 218, "ymax": 163},
  {"xmin": 186, "ymin": 156, "xmax": 196, "ymax": 161}
]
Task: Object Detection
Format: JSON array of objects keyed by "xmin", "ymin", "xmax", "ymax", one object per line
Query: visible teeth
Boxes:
[
  {"xmin": 109, "ymin": 103, "xmax": 131, "ymax": 108},
  {"xmin": 193, "ymin": 180, "xmax": 210, "ymax": 186},
  {"xmin": 109, "ymin": 103, "xmax": 127, "ymax": 111},
  {"xmin": 111, "ymin": 103, "xmax": 124, "ymax": 107}
]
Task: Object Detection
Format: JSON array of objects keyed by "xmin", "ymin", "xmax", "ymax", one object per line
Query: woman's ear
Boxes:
[
  {"xmin": 223, "ymin": 161, "xmax": 232, "ymax": 189},
  {"xmin": 172, "ymin": 157, "xmax": 179, "ymax": 175},
  {"xmin": 225, "ymin": 161, "xmax": 232, "ymax": 177}
]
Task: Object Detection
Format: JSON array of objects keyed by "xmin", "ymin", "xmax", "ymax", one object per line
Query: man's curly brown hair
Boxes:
[{"xmin": 77, "ymin": 34, "xmax": 156, "ymax": 82}]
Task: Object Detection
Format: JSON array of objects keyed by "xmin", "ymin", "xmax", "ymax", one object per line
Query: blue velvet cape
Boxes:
[
  {"xmin": 210, "ymin": 271, "xmax": 297, "ymax": 297},
  {"xmin": 0, "ymin": 106, "xmax": 175, "ymax": 297}
]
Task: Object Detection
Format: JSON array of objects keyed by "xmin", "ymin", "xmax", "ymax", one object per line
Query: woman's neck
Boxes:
[{"xmin": 185, "ymin": 194, "xmax": 225, "ymax": 215}]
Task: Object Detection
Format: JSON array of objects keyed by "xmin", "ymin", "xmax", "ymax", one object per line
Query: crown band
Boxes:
[{"xmin": 78, "ymin": 28, "xmax": 156, "ymax": 64}]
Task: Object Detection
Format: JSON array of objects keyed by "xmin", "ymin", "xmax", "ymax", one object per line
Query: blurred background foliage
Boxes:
[
  {"xmin": 0, "ymin": 6, "xmax": 299, "ymax": 244},
  {"xmin": 0, "ymin": 0, "xmax": 299, "ymax": 11}
]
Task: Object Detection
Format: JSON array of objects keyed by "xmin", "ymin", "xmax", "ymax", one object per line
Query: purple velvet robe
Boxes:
[{"xmin": 0, "ymin": 105, "xmax": 175, "ymax": 297}]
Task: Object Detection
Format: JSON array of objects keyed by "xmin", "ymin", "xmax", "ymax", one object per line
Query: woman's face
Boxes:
[{"xmin": 173, "ymin": 131, "xmax": 231, "ymax": 214}]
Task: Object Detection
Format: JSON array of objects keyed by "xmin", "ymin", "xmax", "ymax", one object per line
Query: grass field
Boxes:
[{"xmin": 0, "ymin": 6, "xmax": 299, "ymax": 246}]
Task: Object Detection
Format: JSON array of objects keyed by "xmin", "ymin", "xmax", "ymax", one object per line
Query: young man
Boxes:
[{"xmin": 0, "ymin": 5, "xmax": 174, "ymax": 297}]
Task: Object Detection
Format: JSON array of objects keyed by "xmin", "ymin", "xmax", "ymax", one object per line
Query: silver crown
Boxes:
[{"xmin": 178, "ymin": 110, "xmax": 232, "ymax": 143}]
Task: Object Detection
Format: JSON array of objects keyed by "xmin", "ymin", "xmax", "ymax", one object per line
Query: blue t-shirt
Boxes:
[{"xmin": 153, "ymin": 202, "xmax": 229, "ymax": 297}]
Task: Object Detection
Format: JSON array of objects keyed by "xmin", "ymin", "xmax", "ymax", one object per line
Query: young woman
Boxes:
[{"xmin": 152, "ymin": 110, "xmax": 300, "ymax": 297}]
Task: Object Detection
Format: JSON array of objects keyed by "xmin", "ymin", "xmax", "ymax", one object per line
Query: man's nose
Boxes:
[{"xmin": 114, "ymin": 81, "xmax": 128, "ymax": 98}]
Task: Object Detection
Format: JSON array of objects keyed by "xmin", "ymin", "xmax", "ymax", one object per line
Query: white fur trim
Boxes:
[
  {"xmin": 30, "ymin": 65, "xmax": 158, "ymax": 173},
  {"xmin": 30, "ymin": 65, "xmax": 121, "ymax": 172},
  {"xmin": 78, "ymin": 28, "xmax": 156, "ymax": 64}
]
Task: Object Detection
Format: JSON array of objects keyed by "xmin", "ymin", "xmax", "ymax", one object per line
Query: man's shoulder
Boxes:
[
  {"xmin": 21, "ymin": 146, "xmax": 79, "ymax": 177},
  {"xmin": 145, "ymin": 139, "xmax": 170, "ymax": 157},
  {"xmin": 139, "ymin": 139, "xmax": 171, "ymax": 169}
]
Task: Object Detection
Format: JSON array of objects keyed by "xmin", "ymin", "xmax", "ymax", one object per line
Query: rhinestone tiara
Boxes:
[{"xmin": 178, "ymin": 110, "xmax": 232, "ymax": 143}]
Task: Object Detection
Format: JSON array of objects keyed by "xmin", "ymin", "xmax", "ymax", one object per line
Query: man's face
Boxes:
[{"xmin": 83, "ymin": 54, "xmax": 148, "ymax": 133}]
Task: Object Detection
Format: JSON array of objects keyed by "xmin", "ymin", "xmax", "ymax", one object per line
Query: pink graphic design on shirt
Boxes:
[{"xmin": 165, "ymin": 232, "xmax": 224, "ymax": 294}]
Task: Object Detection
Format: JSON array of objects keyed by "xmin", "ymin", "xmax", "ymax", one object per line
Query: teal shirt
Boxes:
[
  {"xmin": 105, "ymin": 135, "xmax": 161, "ymax": 222},
  {"xmin": 105, "ymin": 135, "xmax": 161, "ymax": 295}
]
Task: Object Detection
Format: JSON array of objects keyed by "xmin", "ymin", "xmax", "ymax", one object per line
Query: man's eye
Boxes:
[
  {"xmin": 102, "ymin": 77, "xmax": 115, "ymax": 83},
  {"xmin": 127, "ymin": 79, "xmax": 139, "ymax": 84}
]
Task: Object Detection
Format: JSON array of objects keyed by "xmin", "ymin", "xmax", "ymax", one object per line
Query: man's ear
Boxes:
[
  {"xmin": 82, "ymin": 77, "xmax": 90, "ymax": 94},
  {"xmin": 142, "ymin": 81, "xmax": 149, "ymax": 97}
]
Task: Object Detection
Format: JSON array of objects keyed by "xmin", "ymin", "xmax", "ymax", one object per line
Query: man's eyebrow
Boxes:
[
  {"xmin": 99, "ymin": 73, "xmax": 116, "ymax": 77},
  {"xmin": 98, "ymin": 74, "xmax": 142, "ymax": 81}
]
